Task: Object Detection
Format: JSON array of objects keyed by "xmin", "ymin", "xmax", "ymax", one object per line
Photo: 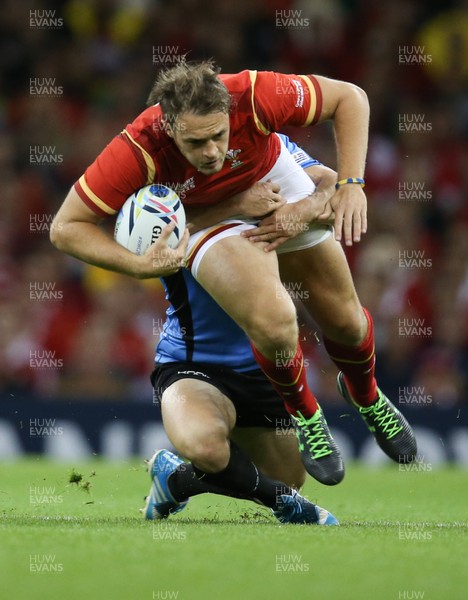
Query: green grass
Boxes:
[{"xmin": 0, "ymin": 458, "xmax": 466, "ymax": 600}]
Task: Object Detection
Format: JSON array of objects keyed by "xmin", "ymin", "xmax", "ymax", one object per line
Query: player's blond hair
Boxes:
[{"xmin": 147, "ymin": 60, "xmax": 231, "ymax": 125}]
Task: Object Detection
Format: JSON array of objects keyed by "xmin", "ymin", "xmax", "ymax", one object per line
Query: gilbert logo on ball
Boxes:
[{"xmin": 115, "ymin": 184, "xmax": 186, "ymax": 255}]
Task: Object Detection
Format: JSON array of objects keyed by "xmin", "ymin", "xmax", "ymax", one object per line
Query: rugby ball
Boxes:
[{"xmin": 114, "ymin": 184, "xmax": 186, "ymax": 255}]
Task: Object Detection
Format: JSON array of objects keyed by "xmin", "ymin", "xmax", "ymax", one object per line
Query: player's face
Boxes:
[{"xmin": 169, "ymin": 112, "xmax": 230, "ymax": 175}]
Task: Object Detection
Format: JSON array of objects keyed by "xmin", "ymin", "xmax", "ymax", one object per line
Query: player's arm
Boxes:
[
  {"xmin": 242, "ymin": 163, "xmax": 337, "ymax": 252},
  {"xmin": 302, "ymin": 162, "xmax": 338, "ymax": 223},
  {"xmin": 252, "ymin": 71, "xmax": 369, "ymax": 246},
  {"xmin": 313, "ymin": 75, "xmax": 369, "ymax": 246},
  {"xmin": 50, "ymin": 186, "xmax": 188, "ymax": 278},
  {"xmin": 185, "ymin": 182, "xmax": 285, "ymax": 234}
]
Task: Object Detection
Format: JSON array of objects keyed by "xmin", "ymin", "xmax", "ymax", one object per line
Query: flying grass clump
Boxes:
[{"xmin": 68, "ymin": 469, "xmax": 95, "ymax": 493}]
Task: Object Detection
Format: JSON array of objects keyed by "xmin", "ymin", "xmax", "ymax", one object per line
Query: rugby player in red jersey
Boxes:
[
  {"xmin": 51, "ymin": 61, "xmax": 416, "ymax": 486},
  {"xmin": 142, "ymin": 137, "xmax": 339, "ymax": 524}
]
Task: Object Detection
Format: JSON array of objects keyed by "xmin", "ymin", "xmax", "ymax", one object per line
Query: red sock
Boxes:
[
  {"xmin": 323, "ymin": 307, "xmax": 377, "ymax": 407},
  {"xmin": 250, "ymin": 342, "xmax": 318, "ymax": 418}
]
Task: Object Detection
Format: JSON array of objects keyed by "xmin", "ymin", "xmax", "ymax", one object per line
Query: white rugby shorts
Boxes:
[{"xmin": 186, "ymin": 137, "xmax": 332, "ymax": 279}]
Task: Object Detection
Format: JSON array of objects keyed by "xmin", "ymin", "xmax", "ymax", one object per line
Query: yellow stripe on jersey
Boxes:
[
  {"xmin": 298, "ymin": 75, "xmax": 318, "ymax": 127},
  {"xmin": 248, "ymin": 70, "xmax": 270, "ymax": 136},
  {"xmin": 122, "ymin": 128, "xmax": 156, "ymax": 183},
  {"xmin": 78, "ymin": 175, "xmax": 116, "ymax": 215}
]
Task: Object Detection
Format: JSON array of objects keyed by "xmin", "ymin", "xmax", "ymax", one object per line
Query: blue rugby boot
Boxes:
[
  {"xmin": 143, "ymin": 449, "xmax": 189, "ymax": 520},
  {"xmin": 273, "ymin": 490, "xmax": 339, "ymax": 525}
]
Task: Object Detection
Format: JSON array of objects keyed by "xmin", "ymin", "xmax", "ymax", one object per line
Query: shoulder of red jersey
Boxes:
[
  {"xmin": 75, "ymin": 104, "xmax": 175, "ymax": 218},
  {"xmin": 125, "ymin": 103, "xmax": 173, "ymax": 153},
  {"xmin": 220, "ymin": 70, "xmax": 322, "ymax": 134},
  {"xmin": 219, "ymin": 70, "xmax": 253, "ymax": 92}
]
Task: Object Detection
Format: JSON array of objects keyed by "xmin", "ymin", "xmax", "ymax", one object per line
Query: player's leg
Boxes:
[
  {"xmin": 278, "ymin": 235, "xmax": 417, "ymax": 462},
  {"xmin": 146, "ymin": 374, "xmax": 321, "ymax": 521},
  {"xmin": 191, "ymin": 230, "xmax": 344, "ymax": 484},
  {"xmin": 279, "ymin": 234, "xmax": 371, "ymax": 385},
  {"xmin": 193, "ymin": 232, "xmax": 317, "ymax": 415},
  {"xmin": 226, "ymin": 368, "xmax": 337, "ymax": 522},
  {"xmin": 161, "ymin": 377, "xmax": 236, "ymax": 473},
  {"xmin": 195, "ymin": 233, "xmax": 296, "ymax": 360},
  {"xmin": 145, "ymin": 367, "xmax": 338, "ymax": 524},
  {"xmin": 231, "ymin": 427, "xmax": 306, "ymax": 490}
]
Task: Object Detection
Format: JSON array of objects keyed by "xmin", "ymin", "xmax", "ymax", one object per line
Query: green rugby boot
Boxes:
[
  {"xmin": 337, "ymin": 372, "xmax": 417, "ymax": 464},
  {"xmin": 291, "ymin": 406, "xmax": 344, "ymax": 485}
]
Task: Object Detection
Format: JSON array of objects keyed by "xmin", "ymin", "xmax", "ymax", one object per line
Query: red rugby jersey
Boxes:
[{"xmin": 75, "ymin": 70, "xmax": 322, "ymax": 217}]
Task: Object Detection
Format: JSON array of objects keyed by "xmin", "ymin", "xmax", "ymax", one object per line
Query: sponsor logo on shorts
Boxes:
[{"xmin": 177, "ymin": 370, "xmax": 210, "ymax": 378}]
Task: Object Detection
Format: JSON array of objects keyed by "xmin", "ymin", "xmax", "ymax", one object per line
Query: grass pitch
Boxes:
[{"xmin": 0, "ymin": 458, "xmax": 466, "ymax": 600}]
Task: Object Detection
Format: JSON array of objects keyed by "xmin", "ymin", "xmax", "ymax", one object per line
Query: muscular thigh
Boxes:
[
  {"xmin": 196, "ymin": 234, "xmax": 293, "ymax": 333},
  {"xmin": 231, "ymin": 427, "xmax": 306, "ymax": 490},
  {"xmin": 161, "ymin": 378, "xmax": 236, "ymax": 453}
]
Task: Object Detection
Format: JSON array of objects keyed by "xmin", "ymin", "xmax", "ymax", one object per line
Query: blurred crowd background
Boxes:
[{"xmin": 1, "ymin": 0, "xmax": 467, "ymax": 406}]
